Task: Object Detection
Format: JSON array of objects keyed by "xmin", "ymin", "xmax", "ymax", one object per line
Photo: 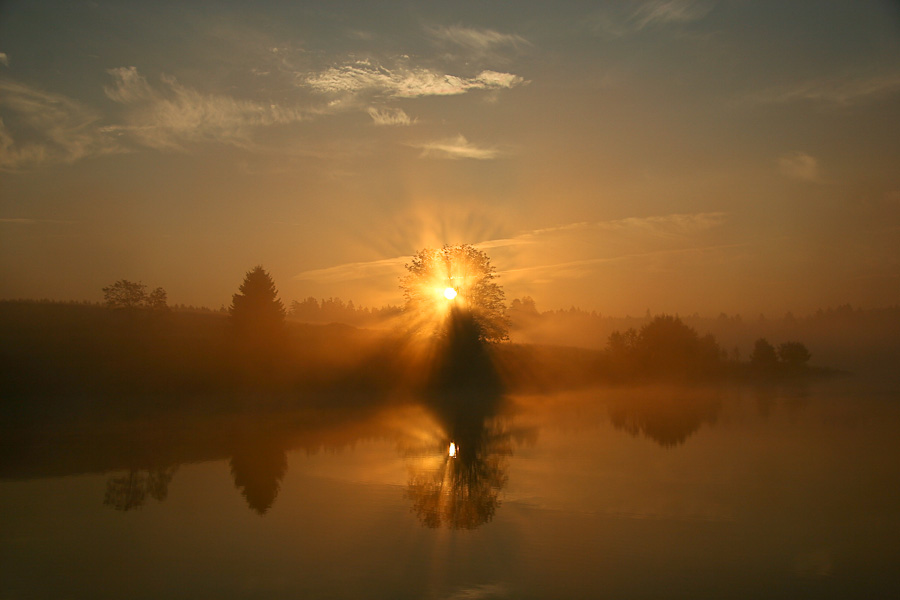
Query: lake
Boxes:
[{"xmin": 2, "ymin": 377, "xmax": 899, "ymax": 599}]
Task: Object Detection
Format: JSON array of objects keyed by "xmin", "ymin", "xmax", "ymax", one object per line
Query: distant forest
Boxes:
[
  {"xmin": 287, "ymin": 297, "xmax": 402, "ymax": 326},
  {"xmin": 3, "ymin": 290, "xmax": 899, "ymax": 382},
  {"xmin": 504, "ymin": 298, "xmax": 900, "ymax": 377},
  {"xmin": 3, "ymin": 296, "xmax": 898, "ymax": 401},
  {"xmin": 237, "ymin": 294, "xmax": 899, "ymax": 376}
]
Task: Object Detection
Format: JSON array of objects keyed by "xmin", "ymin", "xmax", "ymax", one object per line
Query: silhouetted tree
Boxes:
[
  {"xmin": 102, "ymin": 280, "xmax": 168, "ymax": 311},
  {"xmin": 607, "ymin": 328, "xmax": 639, "ymax": 356},
  {"xmin": 145, "ymin": 287, "xmax": 168, "ymax": 311},
  {"xmin": 750, "ymin": 338, "xmax": 778, "ymax": 370},
  {"xmin": 778, "ymin": 341, "xmax": 811, "ymax": 369},
  {"xmin": 606, "ymin": 315, "xmax": 723, "ymax": 379},
  {"xmin": 229, "ymin": 266, "xmax": 285, "ymax": 347},
  {"xmin": 102, "ymin": 280, "xmax": 144, "ymax": 309},
  {"xmin": 508, "ymin": 296, "xmax": 539, "ymax": 330},
  {"xmin": 289, "ymin": 297, "xmax": 319, "ymax": 321},
  {"xmin": 401, "ymin": 244, "xmax": 508, "ymax": 342}
]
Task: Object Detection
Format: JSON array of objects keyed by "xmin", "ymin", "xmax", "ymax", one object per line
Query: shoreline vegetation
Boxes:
[
  {"xmin": 2, "ymin": 290, "xmax": 896, "ymax": 513},
  {"xmin": 4, "ymin": 295, "xmax": 891, "ymax": 412},
  {"xmin": 2, "ymin": 255, "xmax": 896, "ymax": 419}
]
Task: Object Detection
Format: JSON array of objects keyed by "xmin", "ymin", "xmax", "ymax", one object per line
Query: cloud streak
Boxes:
[
  {"xmin": 294, "ymin": 256, "xmax": 409, "ymax": 283},
  {"xmin": 304, "ymin": 61, "xmax": 524, "ymax": 99},
  {"xmin": 367, "ymin": 107, "xmax": 413, "ymax": 126},
  {"xmin": 0, "ymin": 79, "xmax": 119, "ymax": 170},
  {"xmin": 104, "ymin": 66, "xmax": 308, "ymax": 151},
  {"xmin": 499, "ymin": 241, "xmax": 750, "ymax": 282},
  {"xmin": 426, "ymin": 25, "xmax": 529, "ymax": 61},
  {"xmin": 480, "ymin": 212, "xmax": 729, "ymax": 250},
  {"xmin": 632, "ymin": 0, "xmax": 715, "ymax": 29},
  {"xmin": 748, "ymin": 71, "xmax": 900, "ymax": 107},
  {"xmin": 592, "ymin": 0, "xmax": 714, "ymax": 37},
  {"xmin": 778, "ymin": 152, "xmax": 822, "ymax": 183},
  {"xmin": 293, "ymin": 212, "xmax": 729, "ymax": 284},
  {"xmin": 411, "ymin": 134, "xmax": 501, "ymax": 160}
]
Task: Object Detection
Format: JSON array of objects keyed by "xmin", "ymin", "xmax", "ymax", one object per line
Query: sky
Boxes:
[{"xmin": 1, "ymin": 0, "xmax": 899, "ymax": 317}]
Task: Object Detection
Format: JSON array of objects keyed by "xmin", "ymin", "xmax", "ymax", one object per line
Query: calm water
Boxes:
[{"xmin": 3, "ymin": 378, "xmax": 900, "ymax": 599}]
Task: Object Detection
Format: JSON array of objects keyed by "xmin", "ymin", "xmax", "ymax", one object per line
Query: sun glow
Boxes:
[
  {"xmin": 449, "ymin": 442, "xmax": 457, "ymax": 458},
  {"xmin": 399, "ymin": 244, "xmax": 507, "ymax": 342}
]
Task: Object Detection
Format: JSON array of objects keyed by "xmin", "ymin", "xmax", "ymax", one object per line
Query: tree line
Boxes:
[
  {"xmin": 102, "ymin": 280, "xmax": 168, "ymax": 311},
  {"xmin": 81, "ymin": 244, "xmax": 890, "ymax": 388},
  {"xmin": 289, "ymin": 297, "xmax": 402, "ymax": 325},
  {"xmin": 93, "ymin": 260, "xmax": 823, "ymax": 384},
  {"xmin": 603, "ymin": 314, "xmax": 814, "ymax": 381}
]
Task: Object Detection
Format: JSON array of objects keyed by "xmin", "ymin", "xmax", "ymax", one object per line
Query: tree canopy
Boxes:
[
  {"xmin": 229, "ymin": 266, "xmax": 285, "ymax": 345},
  {"xmin": 606, "ymin": 314, "xmax": 723, "ymax": 379},
  {"xmin": 400, "ymin": 244, "xmax": 508, "ymax": 342},
  {"xmin": 102, "ymin": 280, "xmax": 168, "ymax": 311},
  {"xmin": 777, "ymin": 341, "xmax": 811, "ymax": 367},
  {"xmin": 750, "ymin": 338, "xmax": 779, "ymax": 369}
]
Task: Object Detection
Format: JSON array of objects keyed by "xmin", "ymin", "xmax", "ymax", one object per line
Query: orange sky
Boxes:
[{"xmin": 2, "ymin": 1, "xmax": 899, "ymax": 316}]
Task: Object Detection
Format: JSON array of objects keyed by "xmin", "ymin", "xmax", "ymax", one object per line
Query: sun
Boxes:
[{"xmin": 400, "ymin": 244, "xmax": 508, "ymax": 341}]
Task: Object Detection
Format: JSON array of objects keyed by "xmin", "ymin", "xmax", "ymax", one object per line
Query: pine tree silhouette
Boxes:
[{"xmin": 229, "ymin": 266, "xmax": 286, "ymax": 350}]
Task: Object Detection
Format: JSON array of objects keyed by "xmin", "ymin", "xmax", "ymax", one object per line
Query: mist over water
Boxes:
[
  {"xmin": 3, "ymin": 294, "xmax": 900, "ymax": 598},
  {"xmin": 3, "ymin": 377, "xmax": 899, "ymax": 599}
]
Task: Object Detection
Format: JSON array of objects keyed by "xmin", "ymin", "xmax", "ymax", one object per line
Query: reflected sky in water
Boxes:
[{"xmin": 3, "ymin": 380, "xmax": 900, "ymax": 598}]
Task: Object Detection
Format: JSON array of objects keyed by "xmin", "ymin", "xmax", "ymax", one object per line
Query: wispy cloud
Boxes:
[
  {"xmin": 632, "ymin": 0, "xmax": 715, "ymax": 29},
  {"xmin": 367, "ymin": 107, "xmax": 413, "ymax": 126},
  {"xmin": 481, "ymin": 212, "xmax": 729, "ymax": 251},
  {"xmin": 294, "ymin": 256, "xmax": 409, "ymax": 283},
  {"xmin": 475, "ymin": 222, "xmax": 593, "ymax": 250},
  {"xmin": 0, "ymin": 79, "xmax": 119, "ymax": 170},
  {"xmin": 499, "ymin": 240, "xmax": 750, "ymax": 282},
  {"xmin": 411, "ymin": 134, "xmax": 501, "ymax": 160},
  {"xmin": 292, "ymin": 212, "xmax": 729, "ymax": 284},
  {"xmin": 592, "ymin": 0, "xmax": 714, "ymax": 37},
  {"xmin": 601, "ymin": 211, "xmax": 728, "ymax": 236},
  {"xmin": 0, "ymin": 53, "xmax": 9, "ymax": 67},
  {"xmin": 427, "ymin": 25, "xmax": 529, "ymax": 61},
  {"xmin": 305, "ymin": 60, "xmax": 524, "ymax": 99},
  {"xmin": 490, "ymin": 212, "xmax": 734, "ymax": 286},
  {"xmin": 778, "ymin": 151, "xmax": 822, "ymax": 183},
  {"xmin": 104, "ymin": 66, "xmax": 308, "ymax": 151},
  {"xmin": 748, "ymin": 71, "xmax": 900, "ymax": 107}
]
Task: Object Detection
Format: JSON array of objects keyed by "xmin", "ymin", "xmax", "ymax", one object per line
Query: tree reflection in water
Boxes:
[
  {"xmin": 606, "ymin": 387, "xmax": 722, "ymax": 448},
  {"xmin": 405, "ymin": 408, "xmax": 513, "ymax": 530},
  {"xmin": 104, "ymin": 466, "xmax": 177, "ymax": 511},
  {"xmin": 229, "ymin": 438, "xmax": 288, "ymax": 515},
  {"xmin": 404, "ymin": 306, "xmax": 518, "ymax": 529}
]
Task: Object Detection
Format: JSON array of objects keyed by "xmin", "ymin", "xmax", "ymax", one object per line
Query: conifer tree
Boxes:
[{"xmin": 229, "ymin": 266, "xmax": 285, "ymax": 345}]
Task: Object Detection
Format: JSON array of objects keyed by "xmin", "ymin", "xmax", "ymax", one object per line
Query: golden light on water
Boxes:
[
  {"xmin": 449, "ymin": 442, "xmax": 457, "ymax": 458},
  {"xmin": 443, "ymin": 287, "xmax": 458, "ymax": 300}
]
